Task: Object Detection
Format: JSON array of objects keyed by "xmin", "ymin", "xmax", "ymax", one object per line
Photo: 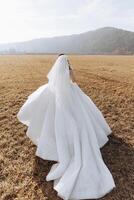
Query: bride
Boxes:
[{"xmin": 17, "ymin": 54, "xmax": 116, "ymax": 200}]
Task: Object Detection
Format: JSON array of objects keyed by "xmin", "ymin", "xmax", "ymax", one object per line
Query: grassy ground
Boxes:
[{"xmin": 0, "ymin": 55, "xmax": 134, "ymax": 200}]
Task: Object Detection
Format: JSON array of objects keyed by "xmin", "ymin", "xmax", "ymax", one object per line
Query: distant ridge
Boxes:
[{"xmin": 0, "ymin": 27, "xmax": 134, "ymax": 55}]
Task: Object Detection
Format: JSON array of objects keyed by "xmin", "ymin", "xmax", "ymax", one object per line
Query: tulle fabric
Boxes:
[
  {"xmin": 47, "ymin": 55, "xmax": 72, "ymax": 93},
  {"xmin": 17, "ymin": 55, "xmax": 115, "ymax": 199}
]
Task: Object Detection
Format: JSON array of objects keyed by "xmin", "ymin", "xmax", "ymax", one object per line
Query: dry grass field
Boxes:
[{"xmin": 0, "ymin": 55, "xmax": 134, "ymax": 200}]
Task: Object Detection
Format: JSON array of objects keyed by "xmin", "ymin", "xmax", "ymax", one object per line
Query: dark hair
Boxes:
[{"xmin": 58, "ymin": 53, "xmax": 64, "ymax": 57}]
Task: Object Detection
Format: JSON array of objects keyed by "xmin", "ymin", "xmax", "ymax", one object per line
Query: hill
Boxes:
[{"xmin": 0, "ymin": 27, "xmax": 134, "ymax": 55}]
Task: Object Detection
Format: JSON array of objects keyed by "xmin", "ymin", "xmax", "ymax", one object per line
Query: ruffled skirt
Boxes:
[{"xmin": 17, "ymin": 82, "xmax": 115, "ymax": 200}]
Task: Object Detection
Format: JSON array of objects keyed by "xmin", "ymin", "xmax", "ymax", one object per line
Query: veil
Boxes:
[{"xmin": 47, "ymin": 55, "xmax": 71, "ymax": 91}]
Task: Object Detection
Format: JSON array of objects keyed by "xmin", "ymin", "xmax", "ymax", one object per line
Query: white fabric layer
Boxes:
[{"xmin": 17, "ymin": 55, "xmax": 115, "ymax": 199}]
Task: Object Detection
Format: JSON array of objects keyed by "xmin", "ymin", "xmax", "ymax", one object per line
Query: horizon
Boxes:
[
  {"xmin": 0, "ymin": 0, "xmax": 134, "ymax": 44},
  {"xmin": 0, "ymin": 26, "xmax": 134, "ymax": 45}
]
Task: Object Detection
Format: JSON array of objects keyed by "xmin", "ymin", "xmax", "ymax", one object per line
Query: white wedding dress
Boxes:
[{"xmin": 17, "ymin": 55, "xmax": 116, "ymax": 200}]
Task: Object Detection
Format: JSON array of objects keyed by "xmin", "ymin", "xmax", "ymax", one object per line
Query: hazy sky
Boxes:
[{"xmin": 0, "ymin": 0, "xmax": 134, "ymax": 43}]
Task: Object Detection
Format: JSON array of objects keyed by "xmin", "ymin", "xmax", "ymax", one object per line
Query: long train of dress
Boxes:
[{"xmin": 17, "ymin": 81, "xmax": 115, "ymax": 200}]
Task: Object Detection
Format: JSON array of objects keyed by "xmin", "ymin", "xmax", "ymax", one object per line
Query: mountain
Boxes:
[{"xmin": 0, "ymin": 27, "xmax": 134, "ymax": 55}]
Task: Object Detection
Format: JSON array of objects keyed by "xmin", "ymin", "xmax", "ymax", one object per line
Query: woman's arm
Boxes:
[
  {"xmin": 69, "ymin": 68, "xmax": 76, "ymax": 82},
  {"xmin": 67, "ymin": 60, "xmax": 76, "ymax": 82}
]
